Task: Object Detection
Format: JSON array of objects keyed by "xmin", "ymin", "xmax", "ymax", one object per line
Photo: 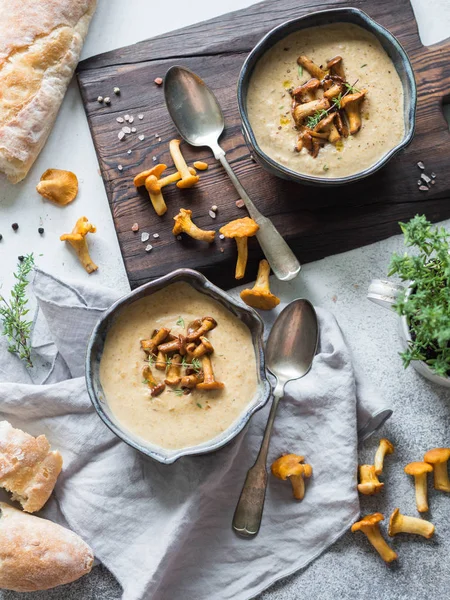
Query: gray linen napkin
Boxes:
[{"xmin": 0, "ymin": 269, "xmax": 392, "ymax": 600}]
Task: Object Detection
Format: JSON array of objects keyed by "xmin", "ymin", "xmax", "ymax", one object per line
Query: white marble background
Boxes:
[{"xmin": 0, "ymin": 1, "xmax": 449, "ymax": 599}]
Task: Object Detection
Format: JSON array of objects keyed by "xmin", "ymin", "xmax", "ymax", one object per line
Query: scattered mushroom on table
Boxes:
[
  {"xmin": 173, "ymin": 208, "xmax": 216, "ymax": 243},
  {"xmin": 271, "ymin": 454, "xmax": 312, "ymax": 500},
  {"xmin": 351, "ymin": 513, "xmax": 397, "ymax": 563},
  {"xmin": 240, "ymin": 259, "xmax": 280, "ymax": 310},
  {"xmin": 37, "ymin": 168, "xmax": 78, "ymax": 205},
  {"xmin": 60, "ymin": 216, "xmax": 98, "ymax": 274},
  {"xmin": 388, "ymin": 508, "xmax": 435, "ymax": 539},
  {"xmin": 357, "ymin": 464, "xmax": 384, "ymax": 496},
  {"xmin": 219, "ymin": 217, "xmax": 259, "ymax": 279},
  {"xmin": 374, "ymin": 438, "xmax": 394, "ymax": 475},
  {"xmin": 404, "ymin": 461, "xmax": 433, "ymax": 513},
  {"xmin": 423, "ymin": 448, "xmax": 450, "ymax": 492}
]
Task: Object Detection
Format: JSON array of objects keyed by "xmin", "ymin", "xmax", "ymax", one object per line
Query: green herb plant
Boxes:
[
  {"xmin": 0, "ymin": 254, "xmax": 35, "ymax": 368},
  {"xmin": 388, "ymin": 215, "xmax": 450, "ymax": 377}
]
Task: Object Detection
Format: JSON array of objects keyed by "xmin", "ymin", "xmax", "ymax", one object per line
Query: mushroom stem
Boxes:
[
  {"xmin": 414, "ymin": 473, "xmax": 429, "ymax": 513},
  {"xmin": 291, "ymin": 78, "xmax": 321, "ymax": 103},
  {"xmin": 290, "ymin": 474, "xmax": 305, "ymax": 500},
  {"xmin": 364, "ymin": 526, "xmax": 398, "ymax": 563},
  {"xmin": 145, "ymin": 175, "xmax": 167, "ymax": 216},
  {"xmin": 240, "ymin": 260, "xmax": 280, "ymax": 311},
  {"xmin": 388, "ymin": 508, "xmax": 435, "ymax": 539},
  {"xmin": 374, "ymin": 438, "xmax": 394, "ymax": 475},
  {"xmin": 341, "ymin": 90, "xmax": 367, "ymax": 135},
  {"xmin": 433, "ymin": 462, "xmax": 450, "ymax": 492},
  {"xmin": 293, "ymin": 97, "xmax": 330, "ymax": 126},
  {"xmin": 169, "ymin": 139, "xmax": 200, "ymax": 188},
  {"xmin": 186, "ymin": 317, "xmax": 217, "ymax": 342},
  {"xmin": 235, "ymin": 237, "xmax": 248, "ymax": 280},
  {"xmin": 60, "ymin": 217, "xmax": 98, "ymax": 274},
  {"xmin": 141, "ymin": 328, "xmax": 170, "ymax": 355},
  {"xmin": 196, "ymin": 355, "xmax": 224, "ymax": 390},
  {"xmin": 358, "ymin": 464, "xmax": 384, "ymax": 495},
  {"xmin": 165, "ymin": 353, "xmax": 182, "ymax": 386}
]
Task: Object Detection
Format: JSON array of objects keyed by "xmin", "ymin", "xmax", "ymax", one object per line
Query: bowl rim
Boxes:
[
  {"xmin": 237, "ymin": 7, "xmax": 417, "ymax": 186},
  {"xmin": 85, "ymin": 268, "xmax": 272, "ymax": 464}
]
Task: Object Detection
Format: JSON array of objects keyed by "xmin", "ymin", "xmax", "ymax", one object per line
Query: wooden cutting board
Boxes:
[{"xmin": 77, "ymin": 0, "xmax": 450, "ymax": 290}]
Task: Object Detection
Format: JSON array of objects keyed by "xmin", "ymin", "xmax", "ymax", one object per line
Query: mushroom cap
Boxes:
[
  {"xmin": 133, "ymin": 164, "xmax": 167, "ymax": 187},
  {"xmin": 326, "ymin": 55, "xmax": 343, "ymax": 69},
  {"xmin": 404, "ymin": 461, "xmax": 433, "ymax": 476},
  {"xmin": 380, "ymin": 438, "xmax": 395, "ymax": 454},
  {"xmin": 388, "ymin": 508, "xmax": 401, "ymax": 536},
  {"xmin": 36, "ymin": 169, "xmax": 78, "ymax": 205},
  {"xmin": 424, "ymin": 448, "xmax": 450, "ymax": 465},
  {"xmin": 341, "ymin": 89, "xmax": 367, "ymax": 109},
  {"xmin": 240, "ymin": 288, "xmax": 281, "ymax": 311},
  {"xmin": 219, "ymin": 217, "xmax": 259, "ymax": 239},
  {"xmin": 271, "ymin": 454, "xmax": 305, "ymax": 480},
  {"xmin": 351, "ymin": 512, "xmax": 384, "ymax": 532}
]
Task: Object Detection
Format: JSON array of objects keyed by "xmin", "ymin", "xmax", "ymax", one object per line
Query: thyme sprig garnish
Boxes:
[
  {"xmin": 0, "ymin": 254, "xmax": 35, "ymax": 368},
  {"xmin": 147, "ymin": 353, "xmax": 202, "ymax": 374},
  {"xmin": 305, "ymin": 79, "xmax": 359, "ymax": 129}
]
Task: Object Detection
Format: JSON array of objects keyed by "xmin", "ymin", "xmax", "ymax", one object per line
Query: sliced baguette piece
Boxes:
[
  {"xmin": 0, "ymin": 502, "xmax": 94, "ymax": 592},
  {"xmin": 0, "ymin": 420, "xmax": 63, "ymax": 512}
]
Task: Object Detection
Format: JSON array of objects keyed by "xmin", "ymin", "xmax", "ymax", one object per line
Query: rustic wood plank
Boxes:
[{"xmin": 77, "ymin": 0, "xmax": 450, "ymax": 291}]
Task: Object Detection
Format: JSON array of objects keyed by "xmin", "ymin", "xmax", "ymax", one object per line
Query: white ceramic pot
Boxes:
[{"xmin": 368, "ymin": 279, "xmax": 450, "ymax": 388}]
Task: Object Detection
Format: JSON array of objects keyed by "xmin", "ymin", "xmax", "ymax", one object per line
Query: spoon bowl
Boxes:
[
  {"xmin": 266, "ymin": 299, "xmax": 318, "ymax": 386},
  {"xmin": 233, "ymin": 299, "xmax": 318, "ymax": 537}
]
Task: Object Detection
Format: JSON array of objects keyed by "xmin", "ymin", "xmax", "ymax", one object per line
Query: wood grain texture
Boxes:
[{"xmin": 77, "ymin": 0, "xmax": 450, "ymax": 291}]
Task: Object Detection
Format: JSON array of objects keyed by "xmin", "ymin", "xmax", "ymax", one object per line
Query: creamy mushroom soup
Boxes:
[
  {"xmin": 99, "ymin": 282, "xmax": 258, "ymax": 450},
  {"xmin": 247, "ymin": 23, "xmax": 405, "ymax": 177}
]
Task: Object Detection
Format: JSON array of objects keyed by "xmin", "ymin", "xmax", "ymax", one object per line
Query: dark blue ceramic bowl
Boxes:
[
  {"xmin": 237, "ymin": 7, "xmax": 417, "ymax": 186},
  {"xmin": 85, "ymin": 269, "xmax": 271, "ymax": 464}
]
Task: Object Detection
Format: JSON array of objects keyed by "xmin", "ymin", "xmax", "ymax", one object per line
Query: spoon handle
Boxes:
[
  {"xmin": 217, "ymin": 154, "xmax": 301, "ymax": 282},
  {"xmin": 232, "ymin": 393, "xmax": 281, "ymax": 537}
]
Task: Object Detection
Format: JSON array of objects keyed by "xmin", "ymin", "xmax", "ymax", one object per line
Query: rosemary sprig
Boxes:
[{"xmin": 0, "ymin": 254, "xmax": 35, "ymax": 368}]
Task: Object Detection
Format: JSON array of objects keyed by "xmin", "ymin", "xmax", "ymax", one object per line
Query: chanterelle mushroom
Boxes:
[
  {"xmin": 133, "ymin": 164, "xmax": 167, "ymax": 188},
  {"xmin": 271, "ymin": 454, "xmax": 312, "ymax": 500},
  {"xmin": 60, "ymin": 216, "xmax": 98, "ymax": 274},
  {"xmin": 291, "ymin": 78, "xmax": 321, "ymax": 103},
  {"xmin": 388, "ymin": 508, "xmax": 435, "ymax": 539},
  {"xmin": 196, "ymin": 355, "xmax": 224, "ymax": 390},
  {"xmin": 169, "ymin": 139, "xmax": 200, "ymax": 189},
  {"xmin": 340, "ymin": 89, "xmax": 367, "ymax": 135},
  {"xmin": 424, "ymin": 448, "xmax": 450, "ymax": 492},
  {"xmin": 297, "ymin": 55, "xmax": 327, "ymax": 80},
  {"xmin": 357, "ymin": 465, "xmax": 384, "ymax": 496},
  {"xmin": 404, "ymin": 461, "xmax": 433, "ymax": 512},
  {"xmin": 326, "ymin": 55, "xmax": 345, "ymax": 80},
  {"xmin": 293, "ymin": 97, "xmax": 330, "ymax": 127},
  {"xmin": 240, "ymin": 259, "xmax": 280, "ymax": 310},
  {"xmin": 374, "ymin": 438, "xmax": 394, "ymax": 475},
  {"xmin": 173, "ymin": 209, "xmax": 216, "ymax": 243},
  {"xmin": 351, "ymin": 513, "xmax": 397, "ymax": 563},
  {"xmin": 186, "ymin": 317, "xmax": 217, "ymax": 342},
  {"xmin": 219, "ymin": 217, "xmax": 259, "ymax": 279},
  {"xmin": 37, "ymin": 169, "xmax": 78, "ymax": 206}
]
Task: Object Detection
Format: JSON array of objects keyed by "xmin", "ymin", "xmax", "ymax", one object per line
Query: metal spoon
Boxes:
[
  {"xmin": 164, "ymin": 66, "xmax": 301, "ymax": 282},
  {"xmin": 232, "ymin": 299, "xmax": 319, "ymax": 537}
]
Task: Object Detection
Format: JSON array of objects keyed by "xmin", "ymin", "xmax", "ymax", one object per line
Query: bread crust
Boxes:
[
  {"xmin": 0, "ymin": 0, "xmax": 96, "ymax": 183},
  {"xmin": 0, "ymin": 420, "xmax": 63, "ymax": 512},
  {"xmin": 0, "ymin": 502, "xmax": 94, "ymax": 592}
]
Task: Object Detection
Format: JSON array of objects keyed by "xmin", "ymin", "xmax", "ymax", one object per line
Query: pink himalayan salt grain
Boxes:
[
  {"xmin": 154, "ymin": 77, "xmax": 163, "ymax": 86},
  {"xmin": 236, "ymin": 199, "xmax": 245, "ymax": 208},
  {"xmin": 131, "ymin": 223, "xmax": 139, "ymax": 232}
]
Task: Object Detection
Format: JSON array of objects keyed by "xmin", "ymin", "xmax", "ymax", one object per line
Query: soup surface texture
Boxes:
[
  {"xmin": 247, "ymin": 23, "xmax": 405, "ymax": 178},
  {"xmin": 99, "ymin": 282, "xmax": 258, "ymax": 450}
]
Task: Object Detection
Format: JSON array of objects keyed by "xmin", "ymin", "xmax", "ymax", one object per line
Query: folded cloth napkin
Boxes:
[{"xmin": 0, "ymin": 269, "xmax": 392, "ymax": 600}]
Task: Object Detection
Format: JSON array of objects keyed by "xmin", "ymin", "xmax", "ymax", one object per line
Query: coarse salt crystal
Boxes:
[
  {"xmin": 97, "ymin": 96, "xmax": 103, "ymax": 103},
  {"xmin": 131, "ymin": 223, "xmax": 139, "ymax": 232},
  {"xmin": 141, "ymin": 232, "xmax": 150, "ymax": 242},
  {"xmin": 116, "ymin": 117, "xmax": 124, "ymax": 123},
  {"xmin": 145, "ymin": 244, "xmax": 153, "ymax": 252},
  {"xmin": 118, "ymin": 164, "xmax": 123, "ymax": 171},
  {"xmin": 122, "ymin": 126, "xmax": 131, "ymax": 134},
  {"xmin": 209, "ymin": 210, "xmax": 216, "ymax": 219},
  {"xmin": 419, "ymin": 185, "xmax": 429, "ymax": 191},
  {"xmin": 219, "ymin": 234, "xmax": 225, "ymax": 240},
  {"xmin": 152, "ymin": 157, "xmax": 157, "ymax": 162},
  {"xmin": 118, "ymin": 131, "xmax": 125, "ymax": 140},
  {"xmin": 417, "ymin": 161, "xmax": 425, "ymax": 170},
  {"xmin": 139, "ymin": 134, "xmax": 145, "ymax": 141},
  {"xmin": 127, "ymin": 149, "xmax": 132, "ymax": 154},
  {"xmin": 211, "ymin": 205, "xmax": 218, "ymax": 212},
  {"xmin": 138, "ymin": 114, "xmax": 144, "ymax": 120},
  {"xmin": 104, "ymin": 97, "xmax": 111, "ymax": 105},
  {"xmin": 131, "ymin": 127, "xmax": 137, "ymax": 133},
  {"xmin": 124, "ymin": 114, "xmax": 130, "ymax": 121},
  {"xmin": 129, "ymin": 116, "xmax": 134, "ymax": 123},
  {"xmin": 236, "ymin": 199, "xmax": 245, "ymax": 208},
  {"xmin": 153, "ymin": 233, "xmax": 159, "ymax": 239},
  {"xmin": 158, "ymin": 137, "xmax": 162, "ymax": 142},
  {"xmin": 176, "ymin": 235, "xmax": 182, "ymax": 241}
]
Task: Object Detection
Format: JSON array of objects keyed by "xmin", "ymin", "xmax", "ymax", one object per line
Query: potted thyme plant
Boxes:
[{"xmin": 368, "ymin": 215, "xmax": 450, "ymax": 387}]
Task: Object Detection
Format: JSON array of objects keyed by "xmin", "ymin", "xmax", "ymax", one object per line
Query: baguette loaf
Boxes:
[
  {"xmin": 0, "ymin": 420, "xmax": 63, "ymax": 512},
  {"xmin": 0, "ymin": 502, "xmax": 94, "ymax": 592},
  {"xmin": 0, "ymin": 0, "xmax": 96, "ymax": 183}
]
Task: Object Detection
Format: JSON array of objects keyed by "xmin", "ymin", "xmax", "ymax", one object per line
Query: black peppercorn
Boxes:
[
  {"xmin": 18, "ymin": 255, "xmax": 24, "ymax": 262},
  {"xmin": 38, "ymin": 227, "xmax": 44, "ymax": 234},
  {"xmin": 0, "ymin": 234, "xmax": 3, "ymax": 241},
  {"xmin": 11, "ymin": 223, "xmax": 18, "ymax": 231}
]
